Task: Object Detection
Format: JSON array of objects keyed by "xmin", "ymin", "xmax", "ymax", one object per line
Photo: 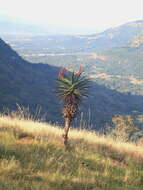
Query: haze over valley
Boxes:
[
  {"xmin": 2, "ymin": 19, "xmax": 143, "ymax": 96},
  {"xmin": 1, "ymin": 1, "xmax": 143, "ymax": 189},
  {"xmin": 1, "ymin": 19, "xmax": 143, "ymax": 129}
]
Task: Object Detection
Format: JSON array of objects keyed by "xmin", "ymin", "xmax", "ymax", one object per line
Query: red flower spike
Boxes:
[
  {"xmin": 58, "ymin": 68, "xmax": 65, "ymax": 78},
  {"xmin": 75, "ymin": 65, "xmax": 83, "ymax": 75}
]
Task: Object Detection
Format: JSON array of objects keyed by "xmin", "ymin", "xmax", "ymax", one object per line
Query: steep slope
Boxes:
[
  {"xmin": 78, "ymin": 20, "xmax": 143, "ymax": 51},
  {"xmin": 128, "ymin": 32, "xmax": 143, "ymax": 48},
  {"xmin": 0, "ymin": 38, "xmax": 60, "ymax": 122},
  {"xmin": 90, "ymin": 35, "xmax": 143, "ymax": 96},
  {"xmin": 1, "ymin": 38, "xmax": 143, "ymax": 129},
  {"xmin": 0, "ymin": 115, "xmax": 143, "ymax": 190}
]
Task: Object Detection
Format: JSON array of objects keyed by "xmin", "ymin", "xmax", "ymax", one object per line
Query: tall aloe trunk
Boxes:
[
  {"xmin": 63, "ymin": 117, "xmax": 71, "ymax": 146},
  {"xmin": 56, "ymin": 68, "xmax": 90, "ymax": 147}
]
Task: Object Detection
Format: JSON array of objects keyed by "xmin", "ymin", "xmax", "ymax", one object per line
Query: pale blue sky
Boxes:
[{"xmin": 1, "ymin": 0, "xmax": 143, "ymax": 33}]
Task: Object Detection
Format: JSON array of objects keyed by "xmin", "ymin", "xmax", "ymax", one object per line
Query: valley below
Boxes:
[
  {"xmin": 1, "ymin": 20, "xmax": 143, "ymax": 130},
  {"xmin": 1, "ymin": 19, "xmax": 143, "ymax": 190},
  {"xmin": 2, "ymin": 33, "xmax": 143, "ymax": 96}
]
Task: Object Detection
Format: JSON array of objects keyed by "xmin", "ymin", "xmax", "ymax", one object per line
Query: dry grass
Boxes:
[
  {"xmin": 1, "ymin": 114, "xmax": 143, "ymax": 189},
  {"xmin": 1, "ymin": 115, "xmax": 143, "ymax": 162}
]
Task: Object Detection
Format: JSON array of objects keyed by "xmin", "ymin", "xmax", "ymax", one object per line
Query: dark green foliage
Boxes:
[
  {"xmin": 0, "ymin": 37, "xmax": 143, "ymax": 129},
  {"xmin": 0, "ymin": 38, "xmax": 61, "ymax": 123},
  {"xmin": 56, "ymin": 71, "xmax": 90, "ymax": 101},
  {"xmin": 55, "ymin": 68, "xmax": 91, "ymax": 144}
]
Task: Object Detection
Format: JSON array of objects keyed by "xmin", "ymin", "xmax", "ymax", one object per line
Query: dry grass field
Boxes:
[{"xmin": 0, "ymin": 115, "xmax": 143, "ymax": 190}]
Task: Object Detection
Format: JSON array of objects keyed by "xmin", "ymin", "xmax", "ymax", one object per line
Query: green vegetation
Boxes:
[
  {"xmin": 0, "ymin": 38, "xmax": 61, "ymax": 123},
  {"xmin": 56, "ymin": 67, "xmax": 90, "ymax": 145},
  {"xmin": 1, "ymin": 37, "xmax": 143, "ymax": 129},
  {"xmin": 0, "ymin": 115, "xmax": 143, "ymax": 190},
  {"xmin": 1, "ymin": 19, "xmax": 143, "ymax": 130},
  {"xmin": 1, "ymin": 19, "xmax": 143, "ymax": 189}
]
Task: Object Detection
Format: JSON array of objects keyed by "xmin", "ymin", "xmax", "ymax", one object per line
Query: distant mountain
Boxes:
[
  {"xmin": 94, "ymin": 25, "xmax": 143, "ymax": 85},
  {"xmin": 128, "ymin": 32, "xmax": 143, "ymax": 48},
  {"xmin": 1, "ymin": 38, "xmax": 143, "ymax": 129},
  {"xmin": 77, "ymin": 20, "xmax": 143, "ymax": 51},
  {"xmin": 3, "ymin": 20, "xmax": 143, "ymax": 55},
  {"xmin": 0, "ymin": 38, "xmax": 61, "ymax": 122}
]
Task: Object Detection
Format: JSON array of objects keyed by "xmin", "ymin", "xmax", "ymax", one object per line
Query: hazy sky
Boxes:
[{"xmin": 1, "ymin": 0, "xmax": 143, "ymax": 33}]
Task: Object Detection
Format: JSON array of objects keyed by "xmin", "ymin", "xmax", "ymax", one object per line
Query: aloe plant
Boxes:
[{"xmin": 56, "ymin": 67, "xmax": 90, "ymax": 146}]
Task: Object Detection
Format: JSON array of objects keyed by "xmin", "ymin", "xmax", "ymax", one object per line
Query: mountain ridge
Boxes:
[
  {"xmin": 3, "ymin": 19, "xmax": 143, "ymax": 57},
  {"xmin": 1, "ymin": 37, "xmax": 143, "ymax": 129},
  {"xmin": 0, "ymin": 38, "xmax": 61, "ymax": 123}
]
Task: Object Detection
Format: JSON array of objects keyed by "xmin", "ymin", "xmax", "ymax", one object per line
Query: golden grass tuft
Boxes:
[
  {"xmin": 0, "ymin": 114, "xmax": 143, "ymax": 162},
  {"xmin": 1, "ymin": 114, "xmax": 143, "ymax": 189}
]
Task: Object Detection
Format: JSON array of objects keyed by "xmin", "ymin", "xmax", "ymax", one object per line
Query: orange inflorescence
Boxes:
[
  {"xmin": 58, "ymin": 68, "xmax": 65, "ymax": 78},
  {"xmin": 75, "ymin": 65, "xmax": 83, "ymax": 75}
]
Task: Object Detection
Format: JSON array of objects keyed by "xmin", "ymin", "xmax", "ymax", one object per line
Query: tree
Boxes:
[{"xmin": 55, "ymin": 66, "xmax": 90, "ymax": 146}]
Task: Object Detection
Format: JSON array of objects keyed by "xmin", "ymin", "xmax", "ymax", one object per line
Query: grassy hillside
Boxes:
[{"xmin": 0, "ymin": 115, "xmax": 143, "ymax": 190}]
